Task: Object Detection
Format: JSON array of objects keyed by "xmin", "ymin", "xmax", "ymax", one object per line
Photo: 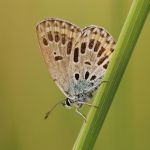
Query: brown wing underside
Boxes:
[
  {"xmin": 36, "ymin": 18, "xmax": 115, "ymax": 97},
  {"xmin": 36, "ymin": 18, "xmax": 81, "ymax": 97},
  {"xmin": 69, "ymin": 25, "xmax": 115, "ymax": 84}
]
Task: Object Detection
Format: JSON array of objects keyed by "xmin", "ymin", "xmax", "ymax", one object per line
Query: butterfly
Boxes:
[{"xmin": 36, "ymin": 18, "xmax": 115, "ymax": 121}]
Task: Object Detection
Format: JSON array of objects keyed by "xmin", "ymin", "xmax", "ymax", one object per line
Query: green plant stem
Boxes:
[{"xmin": 73, "ymin": 0, "xmax": 150, "ymax": 149}]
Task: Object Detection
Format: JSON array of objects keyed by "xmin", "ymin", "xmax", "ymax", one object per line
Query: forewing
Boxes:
[
  {"xmin": 36, "ymin": 18, "xmax": 81, "ymax": 97},
  {"xmin": 69, "ymin": 25, "xmax": 115, "ymax": 90}
]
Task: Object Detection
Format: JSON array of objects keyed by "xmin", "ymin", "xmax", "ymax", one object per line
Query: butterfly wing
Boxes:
[
  {"xmin": 36, "ymin": 18, "xmax": 81, "ymax": 97},
  {"xmin": 69, "ymin": 25, "xmax": 115, "ymax": 94}
]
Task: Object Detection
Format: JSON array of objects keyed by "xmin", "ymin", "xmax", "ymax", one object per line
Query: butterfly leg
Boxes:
[
  {"xmin": 76, "ymin": 108, "xmax": 87, "ymax": 122},
  {"xmin": 78, "ymin": 101, "xmax": 98, "ymax": 108},
  {"xmin": 100, "ymin": 80, "xmax": 109, "ymax": 85}
]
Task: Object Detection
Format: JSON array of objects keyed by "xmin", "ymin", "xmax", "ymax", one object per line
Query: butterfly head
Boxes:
[
  {"xmin": 62, "ymin": 98, "xmax": 83, "ymax": 109},
  {"xmin": 62, "ymin": 98, "xmax": 73, "ymax": 109}
]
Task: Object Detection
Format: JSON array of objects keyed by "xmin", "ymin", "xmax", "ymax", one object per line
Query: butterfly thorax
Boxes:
[{"xmin": 67, "ymin": 78, "xmax": 101, "ymax": 102}]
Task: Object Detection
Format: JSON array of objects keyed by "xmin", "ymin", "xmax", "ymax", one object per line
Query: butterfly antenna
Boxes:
[{"xmin": 44, "ymin": 100, "xmax": 65, "ymax": 119}]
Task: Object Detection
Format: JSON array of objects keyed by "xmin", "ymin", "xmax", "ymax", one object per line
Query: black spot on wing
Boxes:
[
  {"xmin": 94, "ymin": 41, "xmax": 101, "ymax": 52},
  {"xmin": 43, "ymin": 38, "xmax": 48, "ymax": 46},
  {"xmin": 61, "ymin": 34, "xmax": 66, "ymax": 44},
  {"xmin": 85, "ymin": 61, "xmax": 91, "ymax": 65},
  {"xmin": 97, "ymin": 47, "xmax": 105, "ymax": 57},
  {"xmin": 90, "ymin": 75, "xmax": 96, "ymax": 80},
  {"xmin": 103, "ymin": 61, "xmax": 109, "ymax": 69},
  {"xmin": 81, "ymin": 42, "xmax": 86, "ymax": 54},
  {"xmin": 74, "ymin": 47, "xmax": 79, "ymax": 63},
  {"xmin": 110, "ymin": 47, "xmax": 114, "ymax": 52},
  {"xmin": 88, "ymin": 39, "xmax": 95, "ymax": 49},
  {"xmin": 97, "ymin": 55, "xmax": 108, "ymax": 65},
  {"xmin": 85, "ymin": 71, "xmax": 89, "ymax": 80},
  {"xmin": 55, "ymin": 56, "xmax": 63, "ymax": 61},
  {"xmin": 48, "ymin": 32, "xmax": 53, "ymax": 42},
  {"xmin": 55, "ymin": 32, "xmax": 60, "ymax": 42},
  {"xmin": 67, "ymin": 41, "xmax": 72, "ymax": 55},
  {"xmin": 75, "ymin": 73, "xmax": 79, "ymax": 80}
]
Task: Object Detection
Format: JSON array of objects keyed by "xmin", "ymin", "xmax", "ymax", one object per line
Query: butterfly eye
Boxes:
[
  {"xmin": 75, "ymin": 73, "xmax": 79, "ymax": 80},
  {"xmin": 85, "ymin": 71, "xmax": 89, "ymax": 80},
  {"xmin": 66, "ymin": 99, "xmax": 71, "ymax": 106},
  {"xmin": 63, "ymin": 98, "xmax": 72, "ymax": 109}
]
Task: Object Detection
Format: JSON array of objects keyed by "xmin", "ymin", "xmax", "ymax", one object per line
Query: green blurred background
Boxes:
[{"xmin": 0, "ymin": 0, "xmax": 150, "ymax": 150}]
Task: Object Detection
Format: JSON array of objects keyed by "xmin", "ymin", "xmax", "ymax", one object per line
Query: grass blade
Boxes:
[{"xmin": 73, "ymin": 0, "xmax": 150, "ymax": 149}]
